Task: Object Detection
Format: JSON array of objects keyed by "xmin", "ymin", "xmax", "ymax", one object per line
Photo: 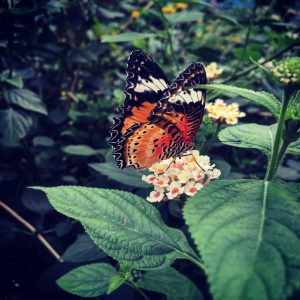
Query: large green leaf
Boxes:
[
  {"xmin": 101, "ymin": 32, "xmax": 156, "ymax": 43},
  {"xmin": 0, "ymin": 108, "xmax": 33, "ymax": 142},
  {"xmin": 89, "ymin": 162, "xmax": 149, "ymax": 188},
  {"xmin": 218, "ymin": 123, "xmax": 276, "ymax": 159},
  {"xmin": 199, "ymin": 84, "xmax": 281, "ymax": 117},
  {"xmin": 0, "ymin": 70, "xmax": 23, "ymax": 88},
  {"xmin": 219, "ymin": 123, "xmax": 299, "ymax": 158},
  {"xmin": 34, "ymin": 186, "xmax": 199, "ymax": 269},
  {"xmin": 184, "ymin": 179, "xmax": 300, "ymax": 300},
  {"xmin": 137, "ymin": 267, "xmax": 203, "ymax": 300},
  {"xmin": 57, "ymin": 263, "xmax": 118, "ymax": 297},
  {"xmin": 3, "ymin": 89, "xmax": 47, "ymax": 115}
]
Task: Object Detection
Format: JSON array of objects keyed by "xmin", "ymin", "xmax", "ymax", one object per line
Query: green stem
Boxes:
[
  {"xmin": 155, "ymin": 1, "xmax": 179, "ymax": 70},
  {"xmin": 127, "ymin": 280, "xmax": 150, "ymax": 300},
  {"xmin": 264, "ymin": 88, "xmax": 290, "ymax": 181}
]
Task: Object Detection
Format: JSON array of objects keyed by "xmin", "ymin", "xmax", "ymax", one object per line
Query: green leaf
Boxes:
[
  {"xmin": 57, "ymin": 263, "xmax": 118, "ymax": 297},
  {"xmin": 166, "ymin": 11, "xmax": 203, "ymax": 25},
  {"xmin": 34, "ymin": 186, "xmax": 199, "ymax": 269},
  {"xmin": 218, "ymin": 123, "xmax": 277, "ymax": 159},
  {"xmin": 0, "ymin": 70, "xmax": 23, "ymax": 88},
  {"xmin": 0, "ymin": 108, "xmax": 33, "ymax": 142},
  {"xmin": 101, "ymin": 32, "xmax": 157, "ymax": 43},
  {"xmin": 137, "ymin": 267, "xmax": 203, "ymax": 300},
  {"xmin": 33, "ymin": 136, "xmax": 54, "ymax": 147},
  {"xmin": 184, "ymin": 179, "xmax": 300, "ymax": 300},
  {"xmin": 62, "ymin": 234, "xmax": 106, "ymax": 263},
  {"xmin": 62, "ymin": 145, "xmax": 99, "ymax": 156},
  {"xmin": 288, "ymin": 138, "xmax": 300, "ymax": 154},
  {"xmin": 199, "ymin": 84, "xmax": 281, "ymax": 117},
  {"xmin": 107, "ymin": 275, "xmax": 126, "ymax": 295},
  {"xmin": 3, "ymin": 89, "xmax": 47, "ymax": 115},
  {"xmin": 89, "ymin": 162, "xmax": 149, "ymax": 188}
]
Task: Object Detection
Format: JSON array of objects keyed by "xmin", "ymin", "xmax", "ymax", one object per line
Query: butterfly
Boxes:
[{"xmin": 109, "ymin": 50, "xmax": 207, "ymax": 170}]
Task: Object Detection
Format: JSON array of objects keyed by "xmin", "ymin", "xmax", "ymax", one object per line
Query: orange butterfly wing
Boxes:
[{"xmin": 122, "ymin": 117, "xmax": 188, "ymax": 170}]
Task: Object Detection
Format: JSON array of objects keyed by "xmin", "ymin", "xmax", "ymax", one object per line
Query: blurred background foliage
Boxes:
[{"xmin": 0, "ymin": 0, "xmax": 299, "ymax": 299}]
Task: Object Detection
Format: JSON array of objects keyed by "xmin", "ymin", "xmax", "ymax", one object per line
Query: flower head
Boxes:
[
  {"xmin": 142, "ymin": 150, "xmax": 221, "ymax": 202},
  {"xmin": 206, "ymin": 98, "xmax": 246, "ymax": 125},
  {"xmin": 271, "ymin": 57, "xmax": 300, "ymax": 85},
  {"xmin": 205, "ymin": 63, "xmax": 223, "ymax": 81},
  {"xmin": 131, "ymin": 10, "xmax": 140, "ymax": 19},
  {"xmin": 175, "ymin": 2, "xmax": 188, "ymax": 10},
  {"xmin": 162, "ymin": 6, "xmax": 177, "ymax": 14}
]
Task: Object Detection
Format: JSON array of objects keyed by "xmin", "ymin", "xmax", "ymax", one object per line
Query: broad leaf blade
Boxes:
[
  {"xmin": 101, "ymin": 32, "xmax": 156, "ymax": 43},
  {"xmin": 137, "ymin": 267, "xmax": 203, "ymax": 300},
  {"xmin": 57, "ymin": 263, "xmax": 118, "ymax": 297},
  {"xmin": 0, "ymin": 108, "xmax": 33, "ymax": 142},
  {"xmin": 184, "ymin": 179, "xmax": 300, "ymax": 300},
  {"xmin": 4, "ymin": 89, "xmax": 47, "ymax": 115},
  {"xmin": 34, "ymin": 187, "xmax": 199, "ymax": 269},
  {"xmin": 89, "ymin": 162, "xmax": 149, "ymax": 188},
  {"xmin": 199, "ymin": 84, "xmax": 281, "ymax": 117},
  {"xmin": 218, "ymin": 123, "xmax": 277, "ymax": 159}
]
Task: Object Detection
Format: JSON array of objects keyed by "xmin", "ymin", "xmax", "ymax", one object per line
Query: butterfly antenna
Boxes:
[{"xmin": 197, "ymin": 140, "xmax": 242, "ymax": 144}]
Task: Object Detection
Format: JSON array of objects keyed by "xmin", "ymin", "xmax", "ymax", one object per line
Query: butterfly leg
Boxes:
[
  {"xmin": 180, "ymin": 153, "xmax": 205, "ymax": 172},
  {"xmin": 158, "ymin": 158, "xmax": 176, "ymax": 175}
]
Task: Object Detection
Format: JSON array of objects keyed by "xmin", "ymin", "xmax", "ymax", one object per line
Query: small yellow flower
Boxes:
[
  {"xmin": 271, "ymin": 57, "xmax": 300, "ymax": 85},
  {"xmin": 162, "ymin": 6, "xmax": 176, "ymax": 14},
  {"xmin": 60, "ymin": 90, "xmax": 67, "ymax": 97},
  {"xmin": 205, "ymin": 62, "xmax": 223, "ymax": 81},
  {"xmin": 131, "ymin": 10, "xmax": 140, "ymax": 19},
  {"xmin": 175, "ymin": 2, "xmax": 188, "ymax": 10},
  {"xmin": 229, "ymin": 35, "xmax": 240, "ymax": 43},
  {"xmin": 206, "ymin": 98, "xmax": 246, "ymax": 125}
]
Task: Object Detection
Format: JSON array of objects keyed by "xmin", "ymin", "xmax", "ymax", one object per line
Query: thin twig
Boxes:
[
  {"xmin": 0, "ymin": 201, "xmax": 63, "ymax": 262},
  {"xmin": 222, "ymin": 42, "xmax": 299, "ymax": 83}
]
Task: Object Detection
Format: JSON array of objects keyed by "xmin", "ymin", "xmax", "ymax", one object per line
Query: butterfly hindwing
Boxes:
[{"xmin": 121, "ymin": 117, "xmax": 189, "ymax": 170}]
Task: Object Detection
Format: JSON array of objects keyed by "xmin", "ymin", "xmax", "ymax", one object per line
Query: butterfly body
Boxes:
[{"xmin": 109, "ymin": 50, "xmax": 207, "ymax": 170}]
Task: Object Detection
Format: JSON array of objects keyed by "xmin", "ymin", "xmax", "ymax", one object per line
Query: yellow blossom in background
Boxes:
[
  {"xmin": 205, "ymin": 62, "xmax": 223, "ymax": 81},
  {"xmin": 142, "ymin": 150, "xmax": 221, "ymax": 202},
  {"xmin": 206, "ymin": 98, "xmax": 246, "ymax": 125},
  {"xmin": 131, "ymin": 10, "xmax": 140, "ymax": 19},
  {"xmin": 60, "ymin": 90, "xmax": 67, "ymax": 97},
  {"xmin": 229, "ymin": 35, "xmax": 241, "ymax": 43},
  {"xmin": 175, "ymin": 2, "xmax": 188, "ymax": 10},
  {"xmin": 162, "ymin": 6, "xmax": 176, "ymax": 14}
]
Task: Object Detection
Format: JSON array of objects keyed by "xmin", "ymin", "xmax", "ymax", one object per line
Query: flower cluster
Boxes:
[
  {"xmin": 162, "ymin": 2, "xmax": 188, "ymax": 14},
  {"xmin": 205, "ymin": 62, "xmax": 223, "ymax": 81},
  {"xmin": 142, "ymin": 150, "xmax": 221, "ymax": 202},
  {"xmin": 206, "ymin": 98, "xmax": 246, "ymax": 125},
  {"xmin": 271, "ymin": 57, "xmax": 300, "ymax": 85}
]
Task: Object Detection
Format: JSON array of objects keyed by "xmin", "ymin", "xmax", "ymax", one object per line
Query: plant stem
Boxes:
[
  {"xmin": 264, "ymin": 88, "xmax": 290, "ymax": 181},
  {"xmin": 0, "ymin": 201, "xmax": 63, "ymax": 262},
  {"xmin": 155, "ymin": 1, "xmax": 179, "ymax": 70},
  {"xmin": 127, "ymin": 280, "xmax": 150, "ymax": 300}
]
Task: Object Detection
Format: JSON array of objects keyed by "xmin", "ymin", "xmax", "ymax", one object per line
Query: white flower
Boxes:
[
  {"xmin": 142, "ymin": 174, "xmax": 156, "ymax": 184},
  {"xmin": 166, "ymin": 182, "xmax": 184, "ymax": 199},
  {"xmin": 207, "ymin": 168, "xmax": 222, "ymax": 179},
  {"xmin": 184, "ymin": 181, "xmax": 203, "ymax": 196},
  {"xmin": 146, "ymin": 188, "xmax": 165, "ymax": 202},
  {"xmin": 153, "ymin": 175, "xmax": 169, "ymax": 188},
  {"xmin": 177, "ymin": 170, "xmax": 193, "ymax": 183}
]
